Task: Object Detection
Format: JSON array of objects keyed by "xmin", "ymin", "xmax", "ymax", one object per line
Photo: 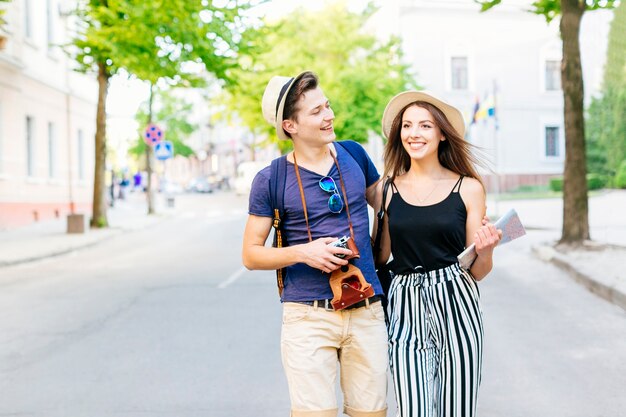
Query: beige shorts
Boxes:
[{"xmin": 281, "ymin": 300, "xmax": 388, "ymax": 417}]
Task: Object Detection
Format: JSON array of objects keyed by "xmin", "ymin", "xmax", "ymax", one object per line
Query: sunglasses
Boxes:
[{"xmin": 319, "ymin": 176, "xmax": 344, "ymax": 214}]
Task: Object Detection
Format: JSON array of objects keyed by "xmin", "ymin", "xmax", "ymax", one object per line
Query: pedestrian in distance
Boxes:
[
  {"xmin": 242, "ymin": 71, "xmax": 388, "ymax": 417},
  {"xmin": 373, "ymin": 91, "xmax": 502, "ymax": 417}
]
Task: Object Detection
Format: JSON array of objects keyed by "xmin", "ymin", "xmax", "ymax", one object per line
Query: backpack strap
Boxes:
[
  {"xmin": 269, "ymin": 155, "xmax": 288, "ymax": 297},
  {"xmin": 335, "ymin": 140, "xmax": 369, "ymax": 180}
]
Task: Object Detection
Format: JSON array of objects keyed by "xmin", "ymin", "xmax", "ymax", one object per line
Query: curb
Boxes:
[
  {"xmin": 0, "ymin": 229, "xmax": 123, "ymax": 268},
  {"xmin": 531, "ymin": 245, "xmax": 626, "ymax": 312},
  {"xmin": 0, "ymin": 215, "xmax": 168, "ymax": 269}
]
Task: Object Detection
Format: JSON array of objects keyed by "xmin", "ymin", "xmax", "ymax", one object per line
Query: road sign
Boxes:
[
  {"xmin": 144, "ymin": 123, "xmax": 164, "ymax": 146},
  {"xmin": 154, "ymin": 140, "xmax": 174, "ymax": 160}
]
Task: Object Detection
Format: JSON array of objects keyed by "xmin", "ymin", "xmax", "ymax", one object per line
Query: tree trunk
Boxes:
[
  {"xmin": 90, "ymin": 61, "xmax": 110, "ymax": 228},
  {"xmin": 559, "ymin": 0, "xmax": 589, "ymax": 243},
  {"xmin": 146, "ymin": 83, "xmax": 155, "ymax": 214}
]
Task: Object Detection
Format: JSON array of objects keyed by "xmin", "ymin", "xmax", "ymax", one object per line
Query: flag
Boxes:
[
  {"xmin": 471, "ymin": 93, "xmax": 495, "ymax": 124},
  {"xmin": 471, "ymin": 96, "xmax": 480, "ymax": 124},
  {"xmin": 483, "ymin": 94, "xmax": 495, "ymax": 118}
]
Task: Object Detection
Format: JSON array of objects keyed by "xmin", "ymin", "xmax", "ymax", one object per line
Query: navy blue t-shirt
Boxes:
[{"xmin": 248, "ymin": 141, "xmax": 382, "ymax": 302}]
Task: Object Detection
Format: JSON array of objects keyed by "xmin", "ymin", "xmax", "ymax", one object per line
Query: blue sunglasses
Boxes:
[{"xmin": 319, "ymin": 176, "xmax": 344, "ymax": 214}]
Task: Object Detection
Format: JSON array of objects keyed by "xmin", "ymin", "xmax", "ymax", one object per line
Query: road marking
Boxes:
[{"xmin": 218, "ymin": 266, "xmax": 247, "ymax": 289}]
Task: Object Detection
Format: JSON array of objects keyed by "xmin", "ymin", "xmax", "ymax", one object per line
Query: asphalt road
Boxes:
[{"xmin": 1, "ymin": 193, "xmax": 624, "ymax": 417}]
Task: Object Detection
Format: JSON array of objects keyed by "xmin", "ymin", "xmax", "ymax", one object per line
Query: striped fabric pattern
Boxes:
[{"xmin": 388, "ymin": 263, "xmax": 483, "ymax": 417}]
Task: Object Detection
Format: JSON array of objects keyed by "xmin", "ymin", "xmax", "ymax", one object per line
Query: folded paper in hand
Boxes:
[{"xmin": 457, "ymin": 208, "xmax": 526, "ymax": 269}]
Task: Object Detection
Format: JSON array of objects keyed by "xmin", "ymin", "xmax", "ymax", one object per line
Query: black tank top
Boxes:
[{"xmin": 387, "ymin": 176, "xmax": 467, "ymax": 274}]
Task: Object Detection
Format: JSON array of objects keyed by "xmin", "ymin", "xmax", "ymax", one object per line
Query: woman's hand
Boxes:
[{"xmin": 473, "ymin": 223, "xmax": 502, "ymax": 257}]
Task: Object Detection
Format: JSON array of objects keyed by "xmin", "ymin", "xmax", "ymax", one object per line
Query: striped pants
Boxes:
[{"xmin": 388, "ymin": 263, "xmax": 483, "ymax": 417}]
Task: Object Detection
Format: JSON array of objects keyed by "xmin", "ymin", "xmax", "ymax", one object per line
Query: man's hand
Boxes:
[{"xmin": 299, "ymin": 237, "xmax": 352, "ymax": 273}]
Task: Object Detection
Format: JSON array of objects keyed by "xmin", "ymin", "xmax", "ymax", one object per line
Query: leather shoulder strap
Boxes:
[{"xmin": 372, "ymin": 177, "xmax": 391, "ymax": 265}]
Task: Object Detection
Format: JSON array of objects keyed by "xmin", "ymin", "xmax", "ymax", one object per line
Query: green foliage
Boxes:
[
  {"xmin": 615, "ymin": 160, "xmax": 626, "ymax": 188},
  {"xmin": 604, "ymin": 0, "xmax": 626, "ymax": 88},
  {"xmin": 549, "ymin": 177, "xmax": 564, "ymax": 192},
  {"xmin": 219, "ymin": 2, "xmax": 416, "ymax": 151},
  {"xmin": 475, "ymin": 0, "xmax": 618, "ymax": 22},
  {"xmin": 128, "ymin": 89, "xmax": 196, "ymax": 159},
  {"xmin": 586, "ymin": 173, "xmax": 607, "ymax": 190},
  {"xmin": 586, "ymin": 89, "xmax": 626, "ymax": 176},
  {"xmin": 69, "ymin": 0, "xmax": 256, "ymax": 84},
  {"xmin": 549, "ymin": 174, "xmax": 607, "ymax": 191},
  {"xmin": 91, "ymin": 215, "xmax": 108, "ymax": 228},
  {"xmin": 585, "ymin": 1, "xmax": 626, "ymax": 178}
]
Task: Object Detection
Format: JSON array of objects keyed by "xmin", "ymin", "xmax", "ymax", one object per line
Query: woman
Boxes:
[{"xmin": 374, "ymin": 91, "xmax": 501, "ymax": 417}]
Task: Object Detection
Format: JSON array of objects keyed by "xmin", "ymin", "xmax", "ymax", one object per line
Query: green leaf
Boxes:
[{"xmin": 219, "ymin": 2, "xmax": 416, "ymax": 150}]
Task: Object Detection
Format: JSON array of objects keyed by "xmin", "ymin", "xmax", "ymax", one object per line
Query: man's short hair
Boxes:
[{"xmin": 282, "ymin": 71, "xmax": 319, "ymax": 127}]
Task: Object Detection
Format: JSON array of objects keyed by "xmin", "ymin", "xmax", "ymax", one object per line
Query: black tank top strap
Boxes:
[
  {"xmin": 451, "ymin": 175, "xmax": 464, "ymax": 193},
  {"xmin": 390, "ymin": 181, "xmax": 399, "ymax": 194}
]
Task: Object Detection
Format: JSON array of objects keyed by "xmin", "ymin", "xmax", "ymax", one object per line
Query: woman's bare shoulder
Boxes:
[{"xmin": 461, "ymin": 176, "xmax": 484, "ymax": 194}]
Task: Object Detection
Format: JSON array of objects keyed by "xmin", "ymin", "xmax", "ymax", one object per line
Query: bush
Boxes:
[
  {"xmin": 616, "ymin": 160, "xmax": 626, "ymax": 189},
  {"xmin": 586, "ymin": 173, "xmax": 607, "ymax": 190},
  {"xmin": 549, "ymin": 177, "xmax": 563, "ymax": 192},
  {"xmin": 548, "ymin": 175, "xmax": 608, "ymax": 192}
]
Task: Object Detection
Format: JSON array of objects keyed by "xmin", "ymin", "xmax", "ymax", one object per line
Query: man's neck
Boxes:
[{"xmin": 290, "ymin": 141, "xmax": 336, "ymax": 175}]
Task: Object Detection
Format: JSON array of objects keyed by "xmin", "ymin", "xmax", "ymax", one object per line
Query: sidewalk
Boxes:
[
  {"xmin": 1, "ymin": 189, "xmax": 625, "ymax": 311},
  {"xmin": 0, "ymin": 192, "xmax": 170, "ymax": 267},
  {"xmin": 489, "ymin": 189, "xmax": 626, "ymax": 311}
]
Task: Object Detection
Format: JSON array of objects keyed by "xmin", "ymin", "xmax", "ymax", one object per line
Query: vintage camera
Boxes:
[{"xmin": 329, "ymin": 236, "xmax": 351, "ymax": 258}]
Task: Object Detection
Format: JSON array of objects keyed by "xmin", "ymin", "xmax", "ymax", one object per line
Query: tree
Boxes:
[
  {"xmin": 477, "ymin": 0, "xmax": 617, "ymax": 244},
  {"xmin": 220, "ymin": 2, "xmax": 415, "ymax": 152},
  {"xmin": 68, "ymin": 0, "xmax": 254, "ymax": 226},
  {"xmin": 586, "ymin": 1, "xmax": 626, "ymax": 180}
]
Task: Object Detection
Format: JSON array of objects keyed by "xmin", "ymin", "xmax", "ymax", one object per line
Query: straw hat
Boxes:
[
  {"xmin": 381, "ymin": 90, "xmax": 465, "ymax": 139},
  {"xmin": 261, "ymin": 71, "xmax": 309, "ymax": 140}
]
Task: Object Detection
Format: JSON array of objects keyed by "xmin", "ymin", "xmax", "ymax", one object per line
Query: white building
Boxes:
[
  {"xmin": 373, "ymin": 0, "xmax": 613, "ymax": 191},
  {"xmin": 0, "ymin": 0, "xmax": 97, "ymax": 229}
]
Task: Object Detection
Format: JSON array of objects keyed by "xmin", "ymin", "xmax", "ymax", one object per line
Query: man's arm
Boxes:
[{"xmin": 242, "ymin": 214, "xmax": 353, "ymax": 273}]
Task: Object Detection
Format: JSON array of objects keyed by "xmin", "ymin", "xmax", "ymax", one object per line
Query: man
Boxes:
[{"xmin": 242, "ymin": 71, "xmax": 388, "ymax": 417}]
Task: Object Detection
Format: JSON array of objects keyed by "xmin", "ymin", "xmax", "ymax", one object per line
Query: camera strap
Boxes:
[{"xmin": 292, "ymin": 145, "xmax": 356, "ymax": 244}]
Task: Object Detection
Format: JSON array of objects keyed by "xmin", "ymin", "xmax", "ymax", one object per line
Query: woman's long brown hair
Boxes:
[{"xmin": 383, "ymin": 101, "xmax": 486, "ymax": 189}]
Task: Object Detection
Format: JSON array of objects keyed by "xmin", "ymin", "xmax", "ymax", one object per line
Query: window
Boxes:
[
  {"xmin": 24, "ymin": 0, "xmax": 33, "ymax": 39},
  {"xmin": 545, "ymin": 126, "xmax": 560, "ymax": 157},
  {"xmin": 450, "ymin": 57, "xmax": 468, "ymax": 90},
  {"xmin": 48, "ymin": 122, "xmax": 56, "ymax": 177},
  {"xmin": 26, "ymin": 116, "xmax": 34, "ymax": 176},
  {"xmin": 545, "ymin": 60, "xmax": 561, "ymax": 91},
  {"xmin": 46, "ymin": 0, "xmax": 55, "ymax": 48},
  {"xmin": 77, "ymin": 129, "xmax": 85, "ymax": 180}
]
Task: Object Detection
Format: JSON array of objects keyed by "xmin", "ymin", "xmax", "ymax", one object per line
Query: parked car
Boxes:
[{"xmin": 186, "ymin": 177, "xmax": 214, "ymax": 193}]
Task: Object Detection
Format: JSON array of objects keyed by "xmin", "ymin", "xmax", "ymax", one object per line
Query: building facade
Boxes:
[
  {"xmin": 375, "ymin": 0, "xmax": 612, "ymax": 191},
  {"xmin": 0, "ymin": 0, "xmax": 97, "ymax": 229}
]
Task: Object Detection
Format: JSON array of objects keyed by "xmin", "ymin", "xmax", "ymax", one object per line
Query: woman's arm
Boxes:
[{"xmin": 460, "ymin": 178, "xmax": 502, "ymax": 281}]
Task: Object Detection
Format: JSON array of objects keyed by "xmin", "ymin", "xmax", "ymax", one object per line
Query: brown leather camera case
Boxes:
[{"xmin": 329, "ymin": 263, "xmax": 374, "ymax": 310}]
